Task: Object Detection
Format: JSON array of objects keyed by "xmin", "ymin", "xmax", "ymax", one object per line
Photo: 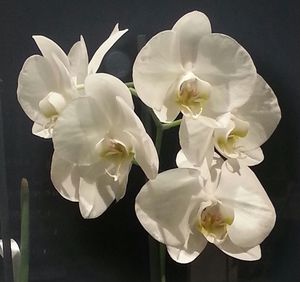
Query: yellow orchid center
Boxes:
[
  {"xmin": 176, "ymin": 77, "xmax": 211, "ymax": 118},
  {"xmin": 95, "ymin": 138, "xmax": 134, "ymax": 181},
  {"xmin": 216, "ymin": 116, "xmax": 249, "ymax": 156},
  {"xmin": 197, "ymin": 202, "xmax": 234, "ymax": 242}
]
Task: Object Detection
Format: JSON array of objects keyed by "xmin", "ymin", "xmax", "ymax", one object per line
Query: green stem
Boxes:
[
  {"xmin": 128, "ymin": 87, "xmax": 138, "ymax": 97},
  {"xmin": 160, "ymin": 244, "xmax": 166, "ymax": 282},
  {"xmin": 162, "ymin": 119, "xmax": 182, "ymax": 130},
  {"xmin": 125, "ymin": 81, "xmax": 134, "ymax": 88},
  {"xmin": 19, "ymin": 178, "xmax": 29, "ymax": 282}
]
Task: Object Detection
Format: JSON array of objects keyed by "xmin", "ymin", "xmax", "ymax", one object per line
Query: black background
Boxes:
[{"xmin": 0, "ymin": 0, "xmax": 299, "ymax": 281}]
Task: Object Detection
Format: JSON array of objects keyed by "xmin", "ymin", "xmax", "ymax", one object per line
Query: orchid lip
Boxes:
[
  {"xmin": 197, "ymin": 201, "xmax": 234, "ymax": 244},
  {"xmin": 95, "ymin": 137, "xmax": 134, "ymax": 181},
  {"xmin": 176, "ymin": 75, "xmax": 212, "ymax": 118},
  {"xmin": 215, "ymin": 115, "xmax": 249, "ymax": 158}
]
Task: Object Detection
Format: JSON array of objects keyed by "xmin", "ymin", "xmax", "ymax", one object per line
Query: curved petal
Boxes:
[
  {"xmin": 133, "ymin": 30, "xmax": 184, "ymax": 114},
  {"xmin": 84, "ymin": 73, "xmax": 134, "ymax": 109},
  {"xmin": 50, "ymin": 151, "xmax": 80, "ymax": 202},
  {"xmin": 167, "ymin": 233, "xmax": 207, "ymax": 264},
  {"xmin": 237, "ymin": 147, "xmax": 264, "ymax": 167},
  {"xmin": 192, "ymin": 33, "xmax": 257, "ymax": 113},
  {"xmin": 32, "ymin": 122, "xmax": 52, "ymax": 139},
  {"xmin": 17, "ymin": 55, "xmax": 58, "ymax": 125},
  {"xmin": 32, "ymin": 35, "xmax": 70, "ymax": 69},
  {"xmin": 130, "ymin": 131, "xmax": 158, "ymax": 180},
  {"xmin": 88, "ymin": 24, "xmax": 128, "ymax": 74},
  {"xmin": 135, "ymin": 168, "xmax": 204, "ymax": 247},
  {"xmin": 53, "ymin": 96, "xmax": 108, "ymax": 165},
  {"xmin": 79, "ymin": 159, "xmax": 130, "ymax": 202},
  {"xmin": 218, "ymin": 238, "xmax": 261, "ymax": 261},
  {"xmin": 78, "ymin": 173, "xmax": 115, "ymax": 219},
  {"xmin": 216, "ymin": 164, "xmax": 276, "ymax": 248},
  {"xmin": 179, "ymin": 117, "xmax": 215, "ymax": 166},
  {"xmin": 68, "ymin": 35, "xmax": 89, "ymax": 85},
  {"xmin": 172, "ymin": 11, "xmax": 211, "ymax": 67},
  {"xmin": 235, "ymin": 75, "xmax": 281, "ymax": 149}
]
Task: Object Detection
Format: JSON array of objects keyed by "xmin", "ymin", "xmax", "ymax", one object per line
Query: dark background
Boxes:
[{"xmin": 0, "ymin": 0, "xmax": 299, "ymax": 281}]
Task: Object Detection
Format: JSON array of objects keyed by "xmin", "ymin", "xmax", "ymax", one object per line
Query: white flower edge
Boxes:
[{"xmin": 135, "ymin": 162, "xmax": 275, "ymax": 263}]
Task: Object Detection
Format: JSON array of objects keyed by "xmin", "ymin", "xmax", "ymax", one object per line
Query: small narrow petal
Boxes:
[
  {"xmin": 32, "ymin": 35, "xmax": 70, "ymax": 69},
  {"xmin": 216, "ymin": 164, "xmax": 276, "ymax": 248},
  {"xmin": 172, "ymin": 11, "xmax": 211, "ymax": 67},
  {"xmin": 136, "ymin": 168, "xmax": 204, "ymax": 247},
  {"xmin": 218, "ymin": 238, "xmax": 261, "ymax": 261},
  {"xmin": 68, "ymin": 35, "xmax": 89, "ymax": 85},
  {"xmin": 50, "ymin": 151, "xmax": 80, "ymax": 202},
  {"xmin": 88, "ymin": 24, "xmax": 128, "ymax": 74}
]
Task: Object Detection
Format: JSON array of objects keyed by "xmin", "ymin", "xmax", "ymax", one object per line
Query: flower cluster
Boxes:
[
  {"xmin": 133, "ymin": 11, "xmax": 281, "ymax": 262},
  {"xmin": 17, "ymin": 24, "xmax": 159, "ymax": 218},
  {"xmin": 17, "ymin": 11, "xmax": 281, "ymax": 264}
]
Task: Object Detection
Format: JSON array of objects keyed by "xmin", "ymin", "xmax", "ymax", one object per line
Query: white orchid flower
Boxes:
[
  {"xmin": 178, "ymin": 75, "xmax": 281, "ymax": 167},
  {"xmin": 133, "ymin": 11, "xmax": 257, "ymax": 124},
  {"xmin": 135, "ymin": 156, "xmax": 275, "ymax": 263},
  {"xmin": 17, "ymin": 24, "xmax": 127, "ymax": 138},
  {"xmin": 51, "ymin": 74, "xmax": 158, "ymax": 218}
]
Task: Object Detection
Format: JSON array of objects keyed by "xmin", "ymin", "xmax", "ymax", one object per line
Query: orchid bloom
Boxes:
[
  {"xmin": 178, "ymin": 75, "xmax": 281, "ymax": 167},
  {"xmin": 136, "ymin": 155, "xmax": 275, "ymax": 263},
  {"xmin": 133, "ymin": 11, "xmax": 257, "ymax": 125},
  {"xmin": 17, "ymin": 24, "xmax": 127, "ymax": 138},
  {"xmin": 51, "ymin": 74, "xmax": 158, "ymax": 218}
]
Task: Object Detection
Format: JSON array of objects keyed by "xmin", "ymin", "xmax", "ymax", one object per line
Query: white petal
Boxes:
[
  {"xmin": 53, "ymin": 96, "xmax": 108, "ymax": 165},
  {"xmin": 192, "ymin": 33, "xmax": 256, "ymax": 112},
  {"xmin": 237, "ymin": 147, "xmax": 264, "ymax": 167},
  {"xmin": 88, "ymin": 24, "xmax": 128, "ymax": 74},
  {"xmin": 235, "ymin": 75, "xmax": 281, "ymax": 149},
  {"xmin": 176, "ymin": 150, "xmax": 194, "ymax": 168},
  {"xmin": 135, "ymin": 168, "xmax": 204, "ymax": 247},
  {"xmin": 172, "ymin": 11, "xmax": 211, "ymax": 67},
  {"xmin": 133, "ymin": 30, "xmax": 184, "ymax": 115},
  {"xmin": 68, "ymin": 35, "xmax": 88, "ymax": 85},
  {"xmin": 51, "ymin": 54, "xmax": 75, "ymax": 98},
  {"xmin": 32, "ymin": 122, "xmax": 52, "ymax": 139},
  {"xmin": 78, "ymin": 174, "xmax": 115, "ymax": 219},
  {"xmin": 79, "ymin": 159, "xmax": 129, "ymax": 202},
  {"xmin": 216, "ymin": 164, "xmax": 276, "ymax": 248},
  {"xmin": 179, "ymin": 117, "xmax": 215, "ymax": 166},
  {"xmin": 50, "ymin": 151, "xmax": 80, "ymax": 202},
  {"xmin": 218, "ymin": 238, "xmax": 261, "ymax": 261},
  {"xmin": 32, "ymin": 35, "xmax": 70, "ymax": 69},
  {"xmin": 110, "ymin": 99, "xmax": 158, "ymax": 181},
  {"xmin": 167, "ymin": 233, "xmax": 207, "ymax": 264},
  {"xmin": 85, "ymin": 73, "xmax": 133, "ymax": 109},
  {"xmin": 17, "ymin": 55, "xmax": 58, "ymax": 125}
]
